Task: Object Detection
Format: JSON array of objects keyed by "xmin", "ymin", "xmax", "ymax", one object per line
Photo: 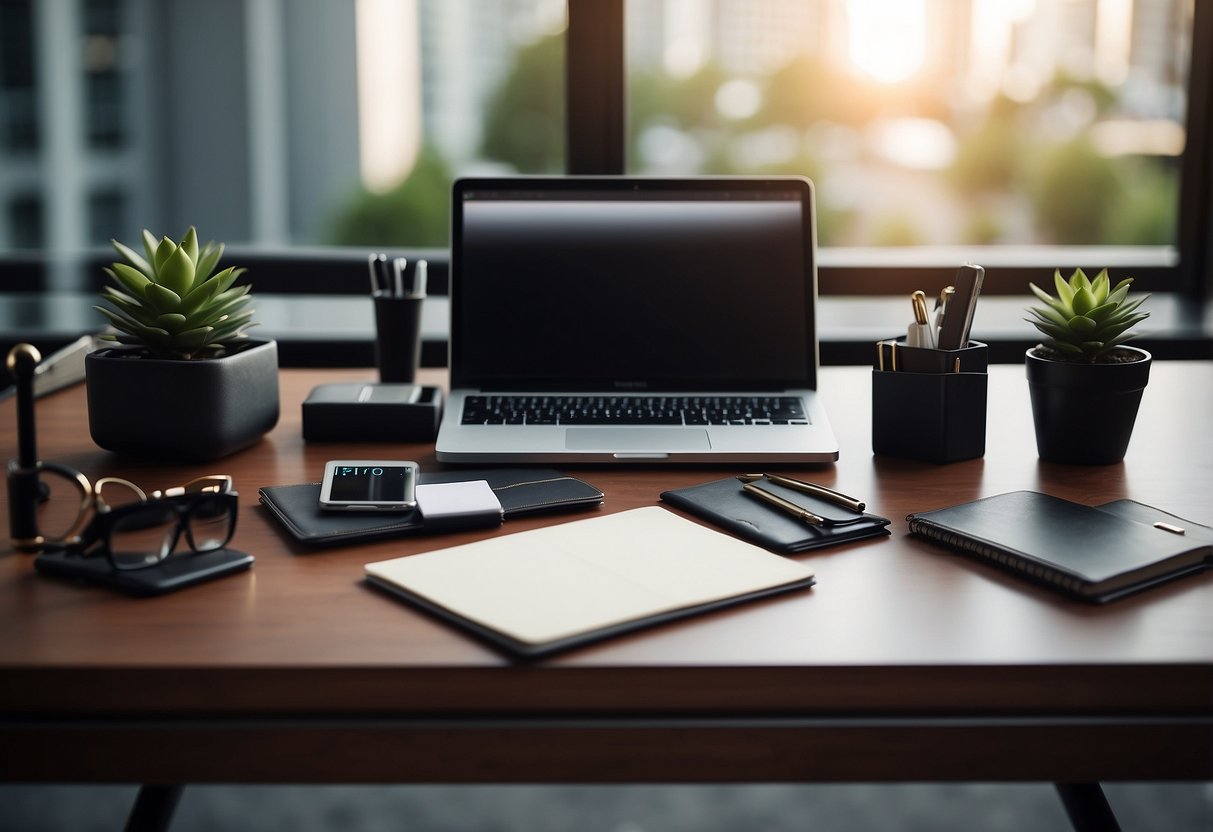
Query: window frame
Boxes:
[{"xmin": 565, "ymin": 0, "xmax": 1212, "ymax": 301}]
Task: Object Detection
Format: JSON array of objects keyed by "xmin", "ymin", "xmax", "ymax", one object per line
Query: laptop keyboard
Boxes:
[{"xmin": 460, "ymin": 395, "xmax": 809, "ymax": 426}]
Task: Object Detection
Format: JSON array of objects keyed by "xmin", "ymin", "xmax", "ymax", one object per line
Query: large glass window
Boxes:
[
  {"xmin": 0, "ymin": 0, "xmax": 38, "ymax": 153},
  {"xmin": 2, "ymin": 0, "xmax": 1207, "ymax": 305},
  {"xmin": 339, "ymin": 0, "xmax": 566, "ymax": 247},
  {"xmin": 625, "ymin": 0, "xmax": 1191, "ymax": 251},
  {"xmin": 0, "ymin": 0, "xmax": 565, "ymax": 260}
]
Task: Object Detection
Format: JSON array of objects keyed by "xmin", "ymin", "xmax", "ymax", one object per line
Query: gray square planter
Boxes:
[{"xmin": 86, "ymin": 339, "xmax": 280, "ymax": 462}]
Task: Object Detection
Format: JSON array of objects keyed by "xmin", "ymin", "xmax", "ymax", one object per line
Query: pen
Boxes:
[
  {"xmin": 742, "ymin": 482, "xmax": 825, "ymax": 526},
  {"xmin": 392, "ymin": 257, "xmax": 408, "ymax": 298},
  {"xmin": 934, "ymin": 285, "xmax": 954, "ymax": 335},
  {"xmin": 737, "ymin": 473, "xmax": 866, "ymax": 512},
  {"xmin": 412, "ymin": 259, "xmax": 428, "ymax": 298},
  {"xmin": 368, "ymin": 253, "xmax": 389, "ymax": 295},
  {"xmin": 907, "ymin": 290, "xmax": 936, "ymax": 349}
]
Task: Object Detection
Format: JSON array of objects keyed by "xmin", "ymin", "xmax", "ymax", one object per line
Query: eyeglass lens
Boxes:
[
  {"xmin": 109, "ymin": 504, "xmax": 180, "ymax": 569},
  {"xmin": 186, "ymin": 496, "xmax": 235, "ymax": 551},
  {"xmin": 107, "ymin": 497, "xmax": 234, "ymax": 569}
]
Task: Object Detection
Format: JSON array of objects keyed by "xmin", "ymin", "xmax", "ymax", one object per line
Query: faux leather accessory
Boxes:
[
  {"xmin": 660, "ymin": 477, "xmax": 890, "ymax": 554},
  {"xmin": 259, "ymin": 468, "xmax": 604, "ymax": 547},
  {"xmin": 34, "ymin": 548, "xmax": 254, "ymax": 596},
  {"xmin": 907, "ymin": 491, "xmax": 1213, "ymax": 602}
]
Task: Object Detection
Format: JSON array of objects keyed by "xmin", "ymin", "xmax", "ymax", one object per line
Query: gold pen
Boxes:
[
  {"xmin": 742, "ymin": 482, "xmax": 825, "ymax": 526},
  {"xmin": 737, "ymin": 474, "xmax": 866, "ymax": 513}
]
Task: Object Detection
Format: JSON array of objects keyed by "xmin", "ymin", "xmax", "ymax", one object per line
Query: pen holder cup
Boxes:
[
  {"xmin": 373, "ymin": 293, "xmax": 424, "ymax": 383},
  {"xmin": 872, "ymin": 340, "xmax": 987, "ymax": 464}
]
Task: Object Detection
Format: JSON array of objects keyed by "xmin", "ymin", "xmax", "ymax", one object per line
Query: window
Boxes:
[
  {"xmin": 625, "ymin": 0, "xmax": 1189, "ymax": 251},
  {"xmin": 6, "ymin": 193, "xmax": 41, "ymax": 249},
  {"xmin": 83, "ymin": 0, "xmax": 126, "ymax": 150},
  {"xmin": 0, "ymin": 0, "xmax": 565, "ymax": 266},
  {"xmin": 2, "ymin": 1, "xmax": 1209, "ymax": 311},
  {"xmin": 0, "ymin": 0, "xmax": 38, "ymax": 152},
  {"xmin": 571, "ymin": 0, "xmax": 1211, "ymax": 298},
  {"xmin": 340, "ymin": 0, "xmax": 566, "ymax": 247}
]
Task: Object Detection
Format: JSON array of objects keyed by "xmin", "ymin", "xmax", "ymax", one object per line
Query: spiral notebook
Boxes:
[{"xmin": 907, "ymin": 491, "xmax": 1213, "ymax": 602}]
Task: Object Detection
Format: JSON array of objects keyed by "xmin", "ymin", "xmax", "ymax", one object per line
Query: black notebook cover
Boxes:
[
  {"xmin": 660, "ymin": 477, "xmax": 890, "ymax": 554},
  {"xmin": 907, "ymin": 491, "xmax": 1213, "ymax": 602},
  {"xmin": 259, "ymin": 469, "xmax": 604, "ymax": 546}
]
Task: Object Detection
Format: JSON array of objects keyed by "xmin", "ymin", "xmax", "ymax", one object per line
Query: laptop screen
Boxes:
[{"xmin": 451, "ymin": 177, "xmax": 818, "ymax": 392}]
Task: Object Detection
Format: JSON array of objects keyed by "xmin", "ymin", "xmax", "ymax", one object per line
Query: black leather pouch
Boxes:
[
  {"xmin": 259, "ymin": 468, "xmax": 604, "ymax": 547},
  {"xmin": 661, "ymin": 477, "xmax": 890, "ymax": 554}
]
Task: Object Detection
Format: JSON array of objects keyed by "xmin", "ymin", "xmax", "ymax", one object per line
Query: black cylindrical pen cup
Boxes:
[{"xmin": 373, "ymin": 293, "xmax": 424, "ymax": 383}]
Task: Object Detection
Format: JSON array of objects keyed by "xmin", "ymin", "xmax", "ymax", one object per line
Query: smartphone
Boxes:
[{"xmin": 319, "ymin": 460, "xmax": 419, "ymax": 511}]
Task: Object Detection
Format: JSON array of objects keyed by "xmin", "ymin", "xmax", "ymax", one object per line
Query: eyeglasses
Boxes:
[{"xmin": 8, "ymin": 464, "xmax": 238, "ymax": 570}]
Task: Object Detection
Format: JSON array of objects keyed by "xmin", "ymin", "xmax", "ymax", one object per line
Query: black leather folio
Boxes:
[
  {"xmin": 660, "ymin": 477, "xmax": 890, "ymax": 554},
  {"xmin": 907, "ymin": 491, "xmax": 1213, "ymax": 602},
  {"xmin": 259, "ymin": 469, "xmax": 604, "ymax": 547}
]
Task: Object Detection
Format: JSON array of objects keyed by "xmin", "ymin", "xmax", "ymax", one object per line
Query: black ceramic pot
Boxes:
[
  {"xmin": 1025, "ymin": 345, "xmax": 1151, "ymax": 465},
  {"xmin": 86, "ymin": 339, "xmax": 280, "ymax": 462}
]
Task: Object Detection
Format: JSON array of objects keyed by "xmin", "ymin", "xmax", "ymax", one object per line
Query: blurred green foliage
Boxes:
[
  {"xmin": 1029, "ymin": 137, "xmax": 1123, "ymax": 243},
  {"xmin": 327, "ymin": 146, "xmax": 453, "ymax": 247},
  {"xmin": 480, "ymin": 33, "xmax": 565, "ymax": 172},
  {"xmin": 328, "ymin": 32, "xmax": 1179, "ymax": 250},
  {"xmin": 328, "ymin": 34, "xmax": 564, "ymax": 247}
]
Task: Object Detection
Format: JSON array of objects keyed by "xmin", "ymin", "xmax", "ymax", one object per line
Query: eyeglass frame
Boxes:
[
  {"xmin": 7, "ymin": 459, "xmax": 93, "ymax": 551},
  {"xmin": 7, "ymin": 464, "xmax": 238, "ymax": 569},
  {"xmin": 69, "ymin": 475, "xmax": 238, "ymax": 571}
]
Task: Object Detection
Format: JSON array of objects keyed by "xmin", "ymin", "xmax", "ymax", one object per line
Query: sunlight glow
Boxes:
[
  {"xmin": 846, "ymin": 0, "xmax": 926, "ymax": 84},
  {"xmin": 715, "ymin": 79, "xmax": 762, "ymax": 120},
  {"xmin": 356, "ymin": 0, "xmax": 421, "ymax": 192}
]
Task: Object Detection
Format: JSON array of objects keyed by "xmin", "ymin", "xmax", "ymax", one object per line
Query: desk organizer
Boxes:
[
  {"xmin": 872, "ymin": 339, "xmax": 987, "ymax": 464},
  {"xmin": 302, "ymin": 382, "xmax": 443, "ymax": 442}
]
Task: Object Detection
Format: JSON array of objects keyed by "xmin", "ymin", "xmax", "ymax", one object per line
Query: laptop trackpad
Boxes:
[{"xmin": 564, "ymin": 428, "xmax": 710, "ymax": 451}]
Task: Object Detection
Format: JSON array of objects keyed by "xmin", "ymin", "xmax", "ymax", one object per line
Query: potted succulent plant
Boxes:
[
  {"xmin": 1024, "ymin": 267, "xmax": 1151, "ymax": 465},
  {"xmin": 85, "ymin": 227, "xmax": 279, "ymax": 462}
]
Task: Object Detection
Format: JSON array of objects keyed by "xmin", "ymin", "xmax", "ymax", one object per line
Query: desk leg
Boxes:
[
  {"xmin": 1055, "ymin": 783, "xmax": 1122, "ymax": 832},
  {"xmin": 125, "ymin": 784, "xmax": 184, "ymax": 832}
]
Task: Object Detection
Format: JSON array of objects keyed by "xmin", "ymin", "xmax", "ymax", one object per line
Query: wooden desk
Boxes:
[{"xmin": 1, "ymin": 364, "xmax": 1210, "ymax": 788}]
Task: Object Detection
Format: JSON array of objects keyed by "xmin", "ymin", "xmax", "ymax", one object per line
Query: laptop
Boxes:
[{"xmin": 435, "ymin": 176, "xmax": 839, "ymax": 464}]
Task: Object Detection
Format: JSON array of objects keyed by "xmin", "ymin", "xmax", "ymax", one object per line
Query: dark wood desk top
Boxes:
[{"xmin": 1, "ymin": 363, "xmax": 1211, "ymax": 783}]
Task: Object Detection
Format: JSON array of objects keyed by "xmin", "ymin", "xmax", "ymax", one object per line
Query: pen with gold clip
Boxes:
[
  {"xmin": 737, "ymin": 473, "xmax": 866, "ymax": 513},
  {"xmin": 907, "ymin": 290, "xmax": 936, "ymax": 349},
  {"xmin": 741, "ymin": 482, "xmax": 825, "ymax": 526}
]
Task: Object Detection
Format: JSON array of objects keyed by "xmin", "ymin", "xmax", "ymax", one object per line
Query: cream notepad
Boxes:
[{"xmin": 364, "ymin": 506, "xmax": 815, "ymax": 658}]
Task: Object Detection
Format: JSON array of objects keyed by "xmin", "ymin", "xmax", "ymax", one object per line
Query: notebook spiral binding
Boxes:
[{"xmin": 908, "ymin": 518, "xmax": 1085, "ymax": 596}]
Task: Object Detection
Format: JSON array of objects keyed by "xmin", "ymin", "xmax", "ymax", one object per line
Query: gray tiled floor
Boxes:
[{"xmin": 3, "ymin": 783, "xmax": 1211, "ymax": 831}]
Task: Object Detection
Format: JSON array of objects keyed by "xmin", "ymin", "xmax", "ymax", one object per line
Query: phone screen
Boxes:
[{"xmin": 324, "ymin": 463, "xmax": 416, "ymax": 506}]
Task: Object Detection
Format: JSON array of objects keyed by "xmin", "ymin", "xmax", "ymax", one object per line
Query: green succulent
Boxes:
[
  {"xmin": 1026, "ymin": 267, "xmax": 1149, "ymax": 363},
  {"xmin": 96, "ymin": 227, "xmax": 256, "ymax": 360}
]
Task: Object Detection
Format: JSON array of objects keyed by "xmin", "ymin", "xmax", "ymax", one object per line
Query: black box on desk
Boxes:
[
  {"xmin": 303, "ymin": 382, "xmax": 443, "ymax": 442},
  {"xmin": 872, "ymin": 340, "xmax": 987, "ymax": 464}
]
